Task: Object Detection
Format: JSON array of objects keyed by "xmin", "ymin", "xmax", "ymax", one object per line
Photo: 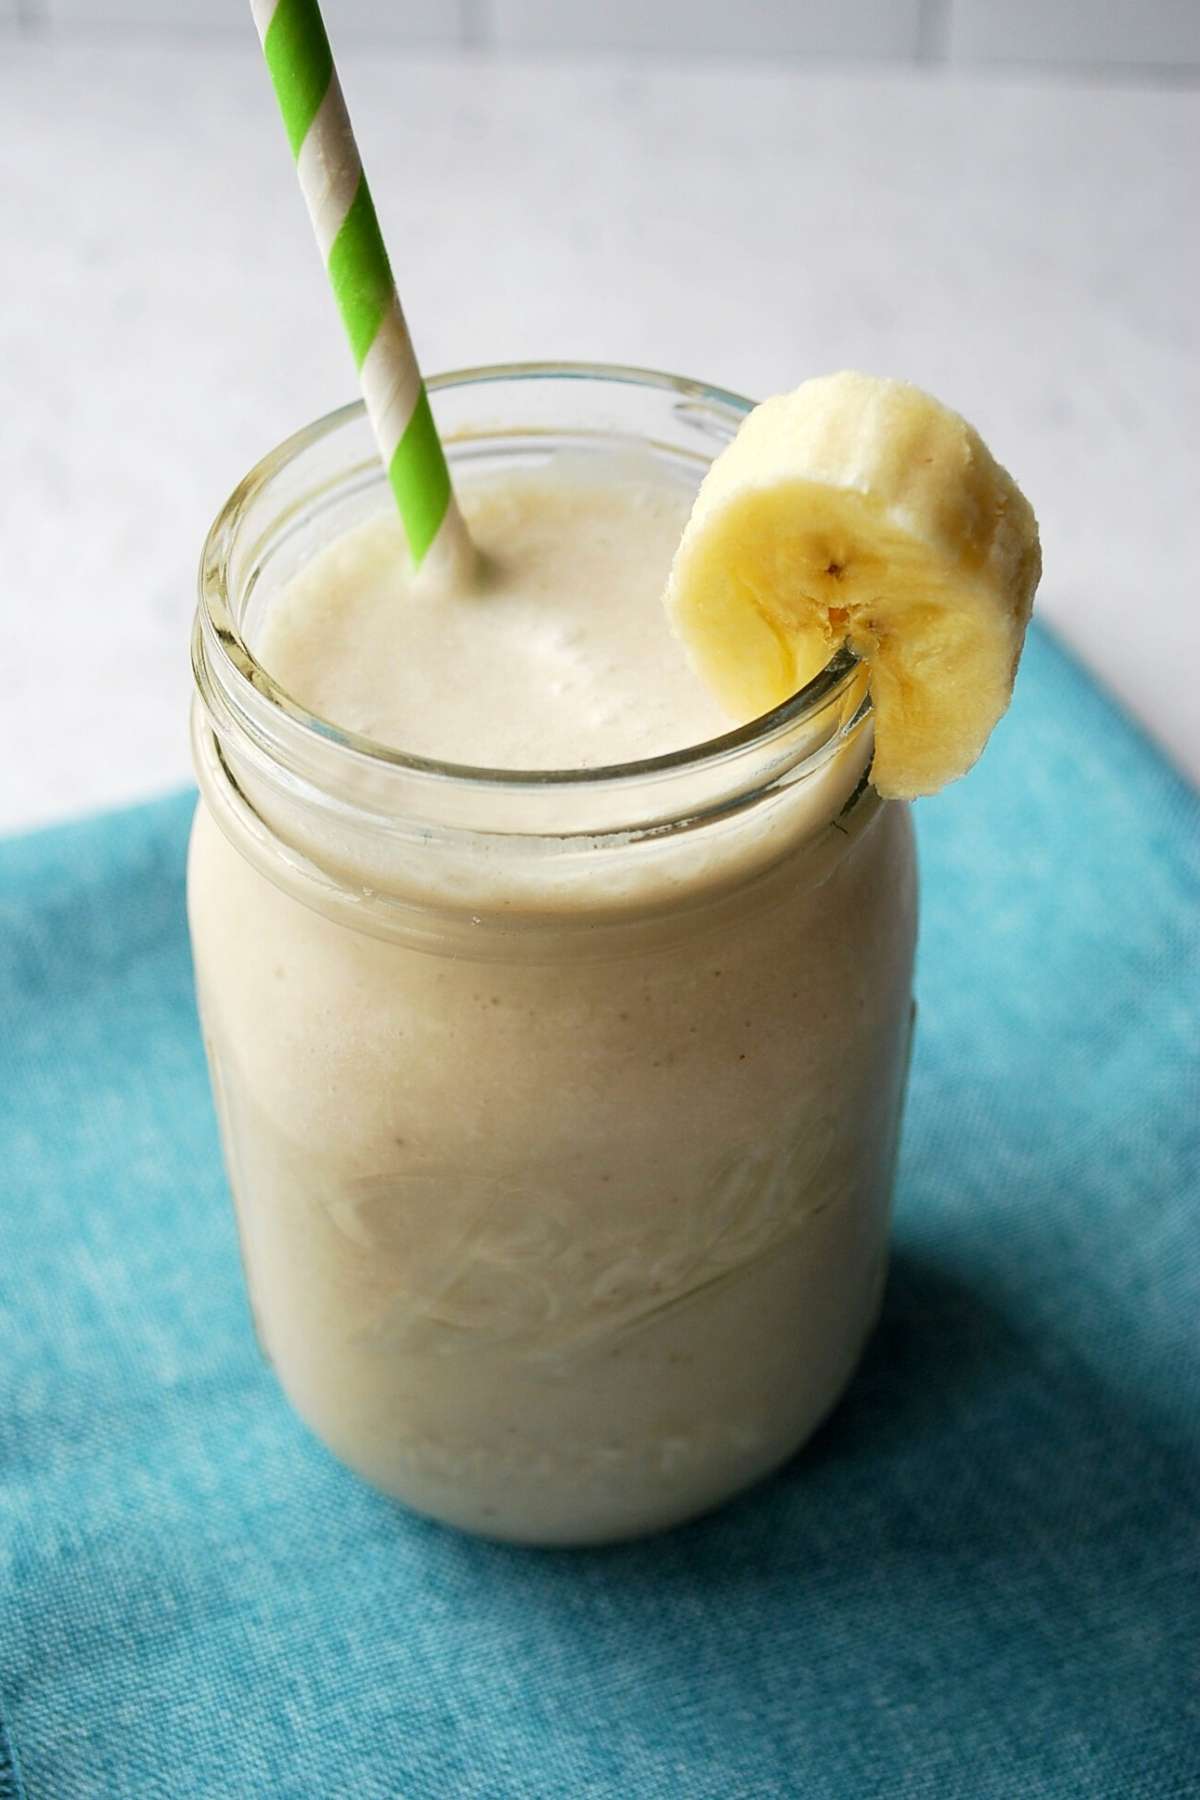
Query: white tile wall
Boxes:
[
  {"xmin": 39, "ymin": 0, "xmax": 465, "ymax": 41},
  {"xmin": 39, "ymin": 0, "xmax": 238, "ymax": 25},
  {"xmin": 14, "ymin": 0, "xmax": 1200, "ymax": 69},
  {"xmin": 486, "ymin": 0, "xmax": 923, "ymax": 58},
  {"xmin": 319, "ymin": 0, "xmax": 466, "ymax": 41},
  {"xmin": 949, "ymin": 0, "xmax": 1200, "ymax": 68}
]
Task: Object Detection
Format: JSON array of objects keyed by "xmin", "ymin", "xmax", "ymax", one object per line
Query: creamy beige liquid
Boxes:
[
  {"xmin": 188, "ymin": 458, "xmax": 917, "ymax": 1543},
  {"xmin": 260, "ymin": 463, "xmax": 728, "ymax": 768}
]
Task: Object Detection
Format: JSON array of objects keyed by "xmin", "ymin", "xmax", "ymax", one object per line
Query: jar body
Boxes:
[
  {"xmin": 189, "ymin": 795, "xmax": 914, "ymax": 1543},
  {"xmin": 187, "ymin": 367, "xmax": 917, "ymax": 1544}
]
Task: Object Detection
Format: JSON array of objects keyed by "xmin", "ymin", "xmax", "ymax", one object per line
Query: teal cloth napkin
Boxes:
[{"xmin": 1, "ymin": 624, "xmax": 1198, "ymax": 1799}]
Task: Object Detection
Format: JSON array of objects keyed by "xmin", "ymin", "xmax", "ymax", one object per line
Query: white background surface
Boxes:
[
  {"xmin": 9, "ymin": 0, "xmax": 1200, "ymax": 68},
  {"xmin": 0, "ymin": 28, "xmax": 1197, "ymax": 833}
]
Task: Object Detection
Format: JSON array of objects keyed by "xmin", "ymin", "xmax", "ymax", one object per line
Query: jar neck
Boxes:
[
  {"xmin": 192, "ymin": 700, "xmax": 880, "ymax": 954},
  {"xmin": 191, "ymin": 364, "xmax": 879, "ymax": 945}
]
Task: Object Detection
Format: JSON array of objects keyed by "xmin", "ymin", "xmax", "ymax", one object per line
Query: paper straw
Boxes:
[{"xmin": 250, "ymin": 0, "xmax": 471, "ymax": 572}]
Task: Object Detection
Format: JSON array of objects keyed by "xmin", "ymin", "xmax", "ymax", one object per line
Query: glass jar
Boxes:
[{"xmin": 188, "ymin": 363, "xmax": 917, "ymax": 1545}]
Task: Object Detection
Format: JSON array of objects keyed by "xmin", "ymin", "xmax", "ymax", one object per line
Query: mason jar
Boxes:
[{"xmin": 187, "ymin": 363, "xmax": 917, "ymax": 1545}]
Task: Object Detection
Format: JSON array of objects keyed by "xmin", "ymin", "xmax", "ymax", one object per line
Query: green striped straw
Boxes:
[{"xmin": 250, "ymin": 0, "xmax": 471, "ymax": 573}]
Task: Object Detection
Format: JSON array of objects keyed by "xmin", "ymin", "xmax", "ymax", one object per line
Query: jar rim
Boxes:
[{"xmin": 195, "ymin": 360, "xmax": 866, "ymax": 800}]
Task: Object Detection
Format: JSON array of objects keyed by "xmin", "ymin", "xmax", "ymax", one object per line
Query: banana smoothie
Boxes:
[{"xmin": 188, "ymin": 367, "xmax": 1036, "ymax": 1543}]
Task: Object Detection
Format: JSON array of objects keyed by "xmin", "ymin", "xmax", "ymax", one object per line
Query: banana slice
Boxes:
[{"xmin": 666, "ymin": 371, "xmax": 1041, "ymax": 798}]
